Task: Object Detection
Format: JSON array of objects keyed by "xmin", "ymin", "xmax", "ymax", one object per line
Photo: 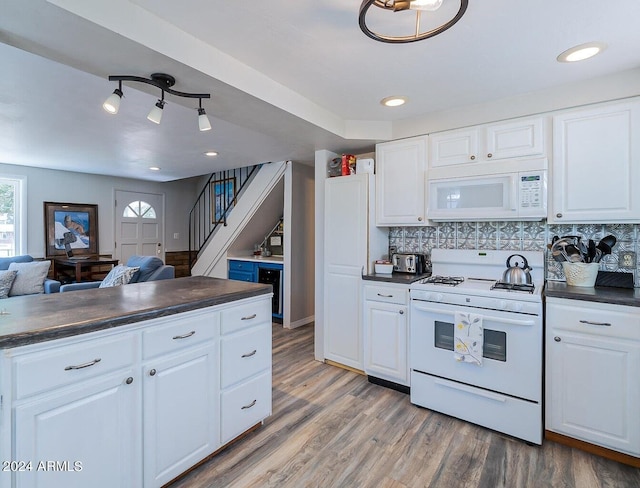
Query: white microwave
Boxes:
[{"xmin": 428, "ymin": 170, "xmax": 547, "ymax": 221}]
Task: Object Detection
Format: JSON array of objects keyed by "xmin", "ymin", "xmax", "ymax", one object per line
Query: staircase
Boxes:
[{"xmin": 189, "ymin": 161, "xmax": 288, "ymax": 277}]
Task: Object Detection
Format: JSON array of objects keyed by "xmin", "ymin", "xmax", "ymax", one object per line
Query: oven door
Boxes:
[{"xmin": 410, "ymin": 300, "xmax": 541, "ymax": 402}]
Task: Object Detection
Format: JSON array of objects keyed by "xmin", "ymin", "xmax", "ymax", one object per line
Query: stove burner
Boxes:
[
  {"xmin": 491, "ymin": 281, "xmax": 535, "ymax": 293},
  {"xmin": 421, "ymin": 276, "xmax": 465, "ymax": 286}
]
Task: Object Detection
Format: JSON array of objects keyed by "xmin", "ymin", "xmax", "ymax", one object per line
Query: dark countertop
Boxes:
[
  {"xmin": 544, "ymin": 281, "xmax": 640, "ymax": 307},
  {"xmin": 362, "ymin": 272, "xmax": 431, "ymax": 284},
  {"xmin": 0, "ymin": 276, "xmax": 272, "ymax": 349}
]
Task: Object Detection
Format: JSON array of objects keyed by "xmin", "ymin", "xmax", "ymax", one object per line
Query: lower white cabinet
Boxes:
[
  {"xmin": 363, "ymin": 283, "xmax": 409, "ymax": 386},
  {"xmin": 1, "ymin": 295, "xmax": 272, "ymax": 488},
  {"xmin": 545, "ymin": 297, "xmax": 640, "ymax": 457}
]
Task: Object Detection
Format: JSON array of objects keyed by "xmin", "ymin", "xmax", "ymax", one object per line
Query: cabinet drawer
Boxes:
[
  {"xmin": 546, "ymin": 298, "xmax": 640, "ymax": 341},
  {"xmin": 229, "ymin": 260, "xmax": 255, "ymax": 271},
  {"xmin": 220, "ymin": 371, "xmax": 271, "ymax": 444},
  {"xmin": 228, "ymin": 270, "xmax": 255, "ymax": 282},
  {"xmin": 221, "ymin": 298, "xmax": 272, "ymax": 334},
  {"xmin": 221, "ymin": 323, "xmax": 271, "ymax": 388},
  {"xmin": 14, "ymin": 334, "xmax": 136, "ymax": 399},
  {"xmin": 142, "ymin": 309, "xmax": 218, "ymax": 359},
  {"xmin": 364, "ymin": 284, "xmax": 408, "ymax": 305}
]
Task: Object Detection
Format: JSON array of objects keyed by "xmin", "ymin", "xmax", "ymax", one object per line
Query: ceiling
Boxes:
[{"xmin": 1, "ymin": 0, "xmax": 640, "ymax": 181}]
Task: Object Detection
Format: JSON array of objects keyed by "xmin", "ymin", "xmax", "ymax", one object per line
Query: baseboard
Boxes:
[
  {"xmin": 285, "ymin": 315, "xmax": 314, "ymax": 329},
  {"xmin": 545, "ymin": 430, "xmax": 640, "ymax": 468},
  {"xmin": 325, "ymin": 359, "xmax": 365, "ymax": 376},
  {"xmin": 368, "ymin": 376, "xmax": 410, "ymax": 394}
]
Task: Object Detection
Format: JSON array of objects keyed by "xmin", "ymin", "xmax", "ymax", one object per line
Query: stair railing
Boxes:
[{"xmin": 188, "ymin": 164, "xmax": 261, "ymax": 269}]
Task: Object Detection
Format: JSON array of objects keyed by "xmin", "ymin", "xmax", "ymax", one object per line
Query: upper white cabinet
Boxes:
[
  {"xmin": 376, "ymin": 136, "xmax": 428, "ymax": 226},
  {"xmin": 551, "ymin": 100, "xmax": 640, "ymax": 223},
  {"xmin": 430, "ymin": 116, "xmax": 545, "ymax": 169}
]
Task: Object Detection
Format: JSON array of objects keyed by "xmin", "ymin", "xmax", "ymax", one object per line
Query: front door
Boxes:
[{"xmin": 114, "ymin": 190, "xmax": 164, "ymax": 263}]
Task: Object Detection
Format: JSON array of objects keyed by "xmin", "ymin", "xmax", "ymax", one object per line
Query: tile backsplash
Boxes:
[{"xmin": 389, "ymin": 222, "xmax": 640, "ymax": 287}]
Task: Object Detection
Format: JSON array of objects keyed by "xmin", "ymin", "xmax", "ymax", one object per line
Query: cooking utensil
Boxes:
[
  {"xmin": 564, "ymin": 244, "xmax": 584, "ymax": 262},
  {"xmin": 587, "ymin": 239, "xmax": 596, "ymax": 263},
  {"xmin": 601, "ymin": 234, "xmax": 617, "ymax": 249},
  {"xmin": 502, "ymin": 254, "xmax": 533, "ymax": 285}
]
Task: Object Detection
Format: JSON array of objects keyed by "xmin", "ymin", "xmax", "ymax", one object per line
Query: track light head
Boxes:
[
  {"xmin": 198, "ymin": 106, "xmax": 211, "ymax": 132},
  {"xmin": 147, "ymin": 99, "xmax": 165, "ymax": 124},
  {"xmin": 103, "ymin": 85, "xmax": 123, "ymax": 114}
]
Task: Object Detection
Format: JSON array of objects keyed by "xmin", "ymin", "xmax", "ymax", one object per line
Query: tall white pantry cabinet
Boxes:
[{"xmin": 324, "ymin": 173, "xmax": 387, "ymax": 370}]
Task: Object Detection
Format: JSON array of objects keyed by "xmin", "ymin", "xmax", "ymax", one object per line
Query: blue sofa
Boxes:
[
  {"xmin": 60, "ymin": 255, "xmax": 175, "ymax": 292},
  {"xmin": 0, "ymin": 255, "xmax": 61, "ymax": 293}
]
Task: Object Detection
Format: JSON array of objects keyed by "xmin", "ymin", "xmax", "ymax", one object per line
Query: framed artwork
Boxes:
[
  {"xmin": 44, "ymin": 202, "xmax": 98, "ymax": 257},
  {"xmin": 211, "ymin": 177, "xmax": 236, "ymax": 224}
]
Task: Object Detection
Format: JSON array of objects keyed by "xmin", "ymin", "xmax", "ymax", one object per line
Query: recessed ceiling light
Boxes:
[
  {"xmin": 205, "ymin": 151, "xmax": 218, "ymax": 157},
  {"xmin": 381, "ymin": 96, "xmax": 407, "ymax": 107},
  {"xmin": 557, "ymin": 42, "xmax": 607, "ymax": 63},
  {"xmin": 149, "ymin": 166, "xmax": 161, "ymax": 171}
]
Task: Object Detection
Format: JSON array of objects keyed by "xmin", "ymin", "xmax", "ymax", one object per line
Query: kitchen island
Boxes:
[{"xmin": 0, "ymin": 276, "xmax": 274, "ymax": 488}]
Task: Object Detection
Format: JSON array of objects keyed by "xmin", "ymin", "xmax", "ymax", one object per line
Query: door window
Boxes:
[
  {"xmin": 122, "ymin": 201, "xmax": 157, "ymax": 219},
  {"xmin": 434, "ymin": 320, "xmax": 507, "ymax": 362}
]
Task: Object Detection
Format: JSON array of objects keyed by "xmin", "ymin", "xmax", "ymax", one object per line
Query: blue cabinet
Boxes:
[{"xmin": 228, "ymin": 260, "xmax": 283, "ymax": 319}]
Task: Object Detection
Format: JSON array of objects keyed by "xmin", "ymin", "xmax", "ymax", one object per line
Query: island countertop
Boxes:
[{"xmin": 0, "ymin": 276, "xmax": 272, "ymax": 348}]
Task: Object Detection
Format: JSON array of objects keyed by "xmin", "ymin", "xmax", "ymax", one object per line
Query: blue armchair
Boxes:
[
  {"xmin": 60, "ymin": 255, "xmax": 174, "ymax": 292},
  {"xmin": 0, "ymin": 255, "xmax": 61, "ymax": 293}
]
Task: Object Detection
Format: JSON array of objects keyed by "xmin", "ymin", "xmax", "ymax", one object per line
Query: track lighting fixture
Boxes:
[{"xmin": 103, "ymin": 73, "xmax": 211, "ymax": 131}]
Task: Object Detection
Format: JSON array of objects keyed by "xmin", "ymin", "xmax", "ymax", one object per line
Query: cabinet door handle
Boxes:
[
  {"xmin": 173, "ymin": 330, "xmax": 196, "ymax": 340},
  {"xmin": 377, "ymin": 293, "xmax": 394, "ymax": 298},
  {"xmin": 579, "ymin": 319, "xmax": 611, "ymax": 327},
  {"xmin": 487, "ymin": 153, "xmax": 493, "ymax": 158},
  {"xmin": 470, "ymin": 155, "xmax": 476, "ymax": 160},
  {"xmin": 65, "ymin": 358, "xmax": 101, "ymax": 371},
  {"xmin": 556, "ymin": 213, "xmax": 563, "ymax": 218},
  {"xmin": 149, "ymin": 369, "xmax": 157, "ymax": 377},
  {"xmin": 554, "ymin": 336, "xmax": 561, "ymax": 342},
  {"xmin": 241, "ymin": 349, "xmax": 257, "ymax": 358},
  {"xmin": 241, "ymin": 399, "xmax": 257, "ymax": 410},
  {"xmin": 125, "ymin": 377, "xmax": 134, "ymax": 385},
  {"xmin": 399, "ymin": 310, "xmax": 404, "ymax": 315},
  {"xmin": 241, "ymin": 314, "xmax": 257, "ymax": 320}
]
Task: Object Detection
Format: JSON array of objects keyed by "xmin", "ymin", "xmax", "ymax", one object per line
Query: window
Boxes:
[
  {"xmin": 122, "ymin": 200, "xmax": 156, "ymax": 219},
  {"xmin": 0, "ymin": 175, "xmax": 26, "ymax": 257}
]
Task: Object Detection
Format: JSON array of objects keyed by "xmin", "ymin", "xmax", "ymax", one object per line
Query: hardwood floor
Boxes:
[{"xmin": 170, "ymin": 323, "xmax": 640, "ymax": 488}]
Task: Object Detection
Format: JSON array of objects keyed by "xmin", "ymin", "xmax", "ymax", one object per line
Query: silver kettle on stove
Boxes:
[{"xmin": 501, "ymin": 254, "xmax": 533, "ymax": 285}]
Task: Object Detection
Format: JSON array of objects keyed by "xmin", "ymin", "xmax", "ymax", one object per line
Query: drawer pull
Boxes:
[
  {"xmin": 173, "ymin": 330, "xmax": 196, "ymax": 340},
  {"xmin": 241, "ymin": 349, "xmax": 257, "ymax": 358},
  {"xmin": 377, "ymin": 293, "xmax": 394, "ymax": 298},
  {"xmin": 64, "ymin": 358, "xmax": 101, "ymax": 371},
  {"xmin": 241, "ymin": 399, "xmax": 257, "ymax": 410},
  {"xmin": 579, "ymin": 320, "xmax": 611, "ymax": 327},
  {"xmin": 125, "ymin": 377, "xmax": 134, "ymax": 385},
  {"xmin": 241, "ymin": 314, "xmax": 257, "ymax": 321}
]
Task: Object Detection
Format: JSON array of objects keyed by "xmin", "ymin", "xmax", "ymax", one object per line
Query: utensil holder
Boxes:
[{"xmin": 562, "ymin": 262, "xmax": 599, "ymax": 287}]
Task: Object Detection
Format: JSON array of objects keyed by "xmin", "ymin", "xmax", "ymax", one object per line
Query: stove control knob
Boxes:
[
  {"xmin": 513, "ymin": 303, "xmax": 523, "ymax": 312},
  {"xmin": 499, "ymin": 300, "xmax": 508, "ymax": 310}
]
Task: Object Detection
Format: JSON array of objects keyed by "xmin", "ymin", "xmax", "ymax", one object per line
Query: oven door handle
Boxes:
[
  {"xmin": 411, "ymin": 303, "xmax": 536, "ymax": 327},
  {"xmin": 434, "ymin": 378, "xmax": 507, "ymax": 403}
]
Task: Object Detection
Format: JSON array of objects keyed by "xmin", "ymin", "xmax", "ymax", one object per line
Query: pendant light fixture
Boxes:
[
  {"xmin": 102, "ymin": 73, "xmax": 211, "ymax": 131},
  {"xmin": 359, "ymin": 0, "xmax": 468, "ymax": 44}
]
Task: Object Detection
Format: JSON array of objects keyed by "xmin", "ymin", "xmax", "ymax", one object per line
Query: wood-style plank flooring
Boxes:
[{"xmin": 170, "ymin": 323, "xmax": 640, "ymax": 488}]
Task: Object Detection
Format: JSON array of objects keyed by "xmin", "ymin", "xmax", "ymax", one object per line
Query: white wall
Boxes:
[
  {"xmin": 0, "ymin": 162, "xmax": 199, "ymax": 258},
  {"xmin": 285, "ymin": 162, "xmax": 314, "ymax": 328}
]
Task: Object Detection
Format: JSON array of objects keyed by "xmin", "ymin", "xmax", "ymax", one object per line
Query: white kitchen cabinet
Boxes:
[
  {"xmin": 1, "ymin": 295, "xmax": 272, "ymax": 488},
  {"xmin": 363, "ymin": 283, "xmax": 409, "ymax": 386},
  {"xmin": 546, "ymin": 297, "xmax": 640, "ymax": 457},
  {"xmin": 551, "ymin": 100, "xmax": 640, "ymax": 223},
  {"xmin": 14, "ymin": 369, "xmax": 139, "ymax": 488},
  {"xmin": 219, "ymin": 299, "xmax": 272, "ymax": 445},
  {"xmin": 143, "ymin": 345, "xmax": 217, "ymax": 487},
  {"xmin": 9, "ymin": 331, "xmax": 140, "ymax": 488},
  {"xmin": 375, "ymin": 136, "xmax": 428, "ymax": 226},
  {"xmin": 430, "ymin": 116, "xmax": 545, "ymax": 170}
]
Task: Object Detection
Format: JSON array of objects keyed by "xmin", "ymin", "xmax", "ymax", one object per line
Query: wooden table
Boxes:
[{"xmin": 53, "ymin": 257, "xmax": 119, "ymax": 283}]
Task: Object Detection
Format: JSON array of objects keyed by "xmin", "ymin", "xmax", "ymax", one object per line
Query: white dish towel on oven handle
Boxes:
[{"xmin": 454, "ymin": 311, "xmax": 483, "ymax": 366}]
